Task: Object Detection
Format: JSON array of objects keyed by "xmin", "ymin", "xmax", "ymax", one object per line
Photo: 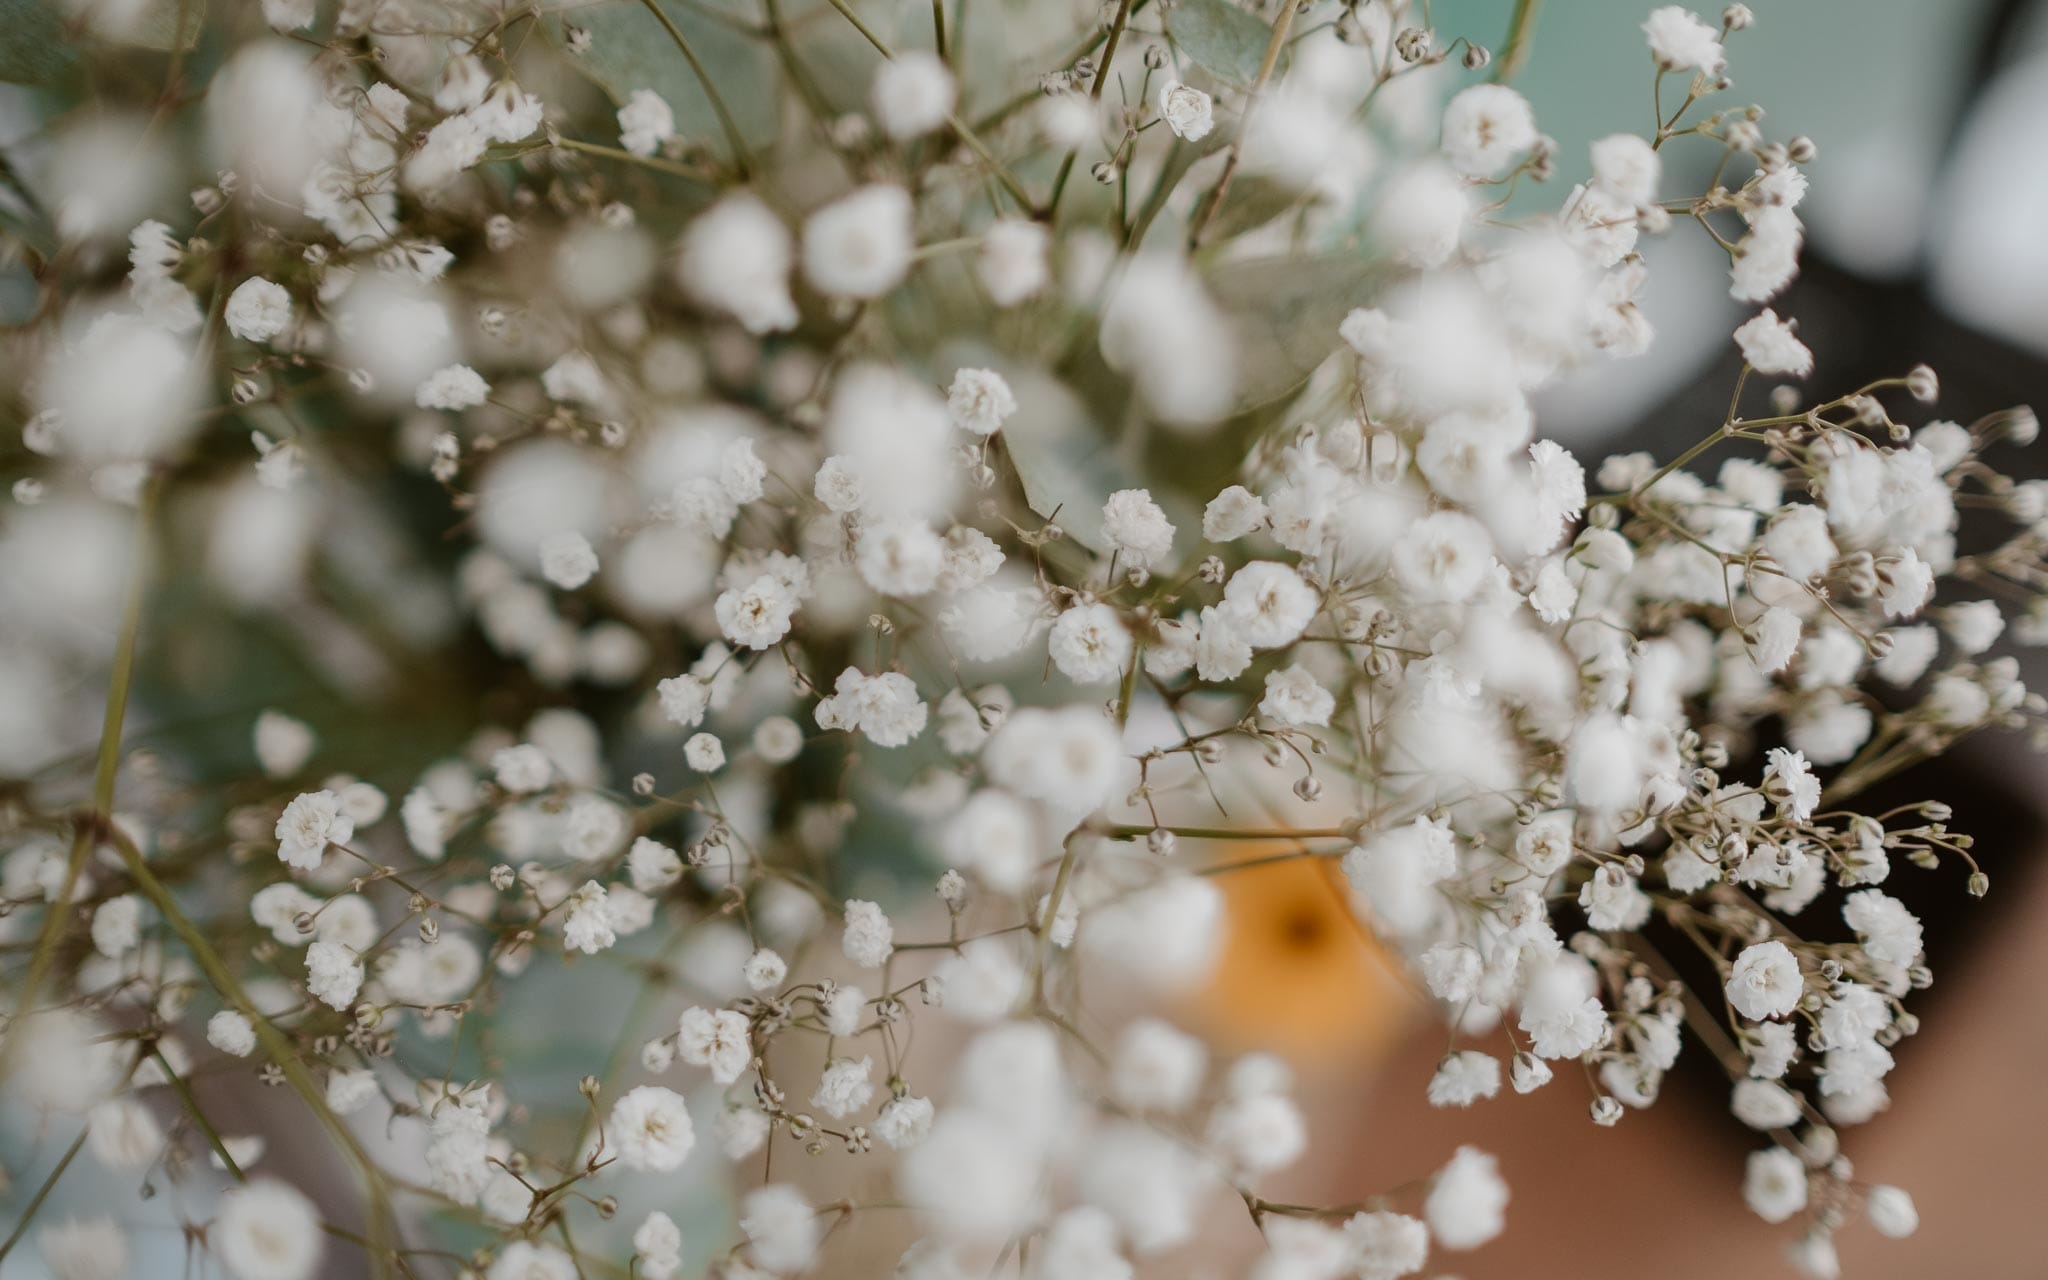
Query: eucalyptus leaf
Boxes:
[
  {"xmin": 1127, "ymin": 127, "xmax": 1231, "ymax": 250},
  {"xmin": 558, "ymin": 0, "xmax": 780, "ymax": 153},
  {"xmin": 1207, "ymin": 252, "xmax": 1381, "ymax": 414},
  {"xmin": 1165, "ymin": 0, "xmax": 1278, "ymax": 89},
  {"xmin": 1000, "ymin": 370, "xmax": 1146, "ymax": 555},
  {"xmin": 122, "ymin": 0, "xmax": 206, "ymax": 52},
  {"xmin": 0, "ymin": 0, "xmax": 203, "ymax": 84},
  {"xmin": 1205, "ymin": 174, "xmax": 1308, "ymax": 241},
  {"xmin": 0, "ymin": 0, "xmax": 67, "ymax": 84}
]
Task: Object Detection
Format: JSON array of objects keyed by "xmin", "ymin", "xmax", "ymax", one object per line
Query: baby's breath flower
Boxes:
[{"xmin": 1156, "ymin": 81, "xmax": 1213, "ymax": 142}]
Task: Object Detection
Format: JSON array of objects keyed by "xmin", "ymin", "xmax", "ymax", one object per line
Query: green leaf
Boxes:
[
  {"xmin": 1207, "ymin": 252, "xmax": 1382, "ymax": 414},
  {"xmin": 1126, "ymin": 128, "xmax": 1231, "ymax": 249},
  {"xmin": 1205, "ymin": 174, "xmax": 1308, "ymax": 241},
  {"xmin": 999, "ymin": 369, "xmax": 1145, "ymax": 555},
  {"xmin": 0, "ymin": 0, "xmax": 70, "ymax": 83},
  {"xmin": 0, "ymin": 260, "xmax": 38, "ymax": 322},
  {"xmin": 1166, "ymin": 0, "xmax": 1277, "ymax": 88},
  {"xmin": 0, "ymin": 0, "xmax": 203, "ymax": 84},
  {"xmin": 123, "ymin": 0, "xmax": 206, "ymax": 52},
  {"xmin": 558, "ymin": 0, "xmax": 780, "ymax": 151}
]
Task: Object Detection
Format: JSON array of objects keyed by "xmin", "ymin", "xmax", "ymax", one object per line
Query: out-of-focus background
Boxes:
[{"xmin": 7, "ymin": 0, "xmax": 2048, "ymax": 1275}]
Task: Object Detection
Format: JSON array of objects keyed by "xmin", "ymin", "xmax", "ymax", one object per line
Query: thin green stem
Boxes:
[
  {"xmin": 1116, "ymin": 647, "xmax": 1142, "ymax": 729},
  {"xmin": 1187, "ymin": 0, "xmax": 1299, "ymax": 249},
  {"xmin": 945, "ymin": 114, "xmax": 1034, "ymax": 211},
  {"xmin": 816, "ymin": 0, "xmax": 1034, "ymax": 210},
  {"xmin": 1098, "ymin": 823, "xmax": 1349, "ymax": 841},
  {"xmin": 1492, "ymin": 0, "xmax": 1542, "ymax": 84},
  {"xmin": 821, "ymin": 0, "xmax": 888, "ymax": 54},
  {"xmin": 1589, "ymin": 426, "xmax": 1733, "ymax": 507},
  {"xmin": 1093, "ymin": 0, "xmax": 1135, "ymax": 101},
  {"xmin": 555, "ymin": 137, "xmax": 718, "ymax": 182},
  {"xmin": 909, "ymin": 235, "xmax": 979, "ymax": 262},
  {"xmin": 635, "ymin": 0, "xmax": 755, "ymax": 177},
  {"xmin": 1040, "ymin": 0, "xmax": 1135, "ymax": 221},
  {"xmin": 153, "ymin": 1044, "xmax": 246, "ymax": 1180},
  {"xmin": 1, "ymin": 482, "xmax": 156, "ymax": 1083},
  {"xmin": 1031, "ymin": 837, "xmax": 1082, "ymax": 999},
  {"xmin": 109, "ymin": 828, "xmax": 402, "ymax": 1278},
  {"xmin": 0, "ymin": 1126, "xmax": 89, "ymax": 1265}
]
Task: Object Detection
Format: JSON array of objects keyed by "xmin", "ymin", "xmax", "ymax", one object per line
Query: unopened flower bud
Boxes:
[
  {"xmin": 1838, "ymin": 551, "xmax": 1877, "ymax": 598},
  {"xmin": 1802, "ymin": 1123, "xmax": 1838, "ymax": 1163},
  {"xmin": 1462, "ymin": 43, "xmax": 1491, "ymax": 70},
  {"xmin": 1511, "ymin": 1051, "xmax": 1552, "ymax": 1094}
]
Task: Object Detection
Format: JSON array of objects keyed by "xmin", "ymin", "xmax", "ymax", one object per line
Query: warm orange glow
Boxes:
[{"xmin": 1182, "ymin": 847, "xmax": 1420, "ymax": 1064}]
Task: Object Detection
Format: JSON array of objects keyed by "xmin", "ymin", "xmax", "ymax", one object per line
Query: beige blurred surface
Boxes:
[
  {"xmin": 736, "ymin": 845, "xmax": 2048, "ymax": 1278},
  {"xmin": 1289, "ymin": 861, "xmax": 2048, "ymax": 1279}
]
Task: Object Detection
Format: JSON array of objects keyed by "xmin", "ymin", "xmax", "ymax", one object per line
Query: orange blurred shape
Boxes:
[{"xmin": 1182, "ymin": 848, "xmax": 1419, "ymax": 1064}]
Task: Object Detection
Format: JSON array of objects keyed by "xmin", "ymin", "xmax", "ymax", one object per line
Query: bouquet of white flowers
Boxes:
[{"xmin": 1, "ymin": 1, "xmax": 2036, "ymax": 1277}]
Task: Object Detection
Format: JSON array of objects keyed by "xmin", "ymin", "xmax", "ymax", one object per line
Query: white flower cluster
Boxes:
[{"xmin": 3, "ymin": 4, "xmax": 2038, "ymax": 1280}]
